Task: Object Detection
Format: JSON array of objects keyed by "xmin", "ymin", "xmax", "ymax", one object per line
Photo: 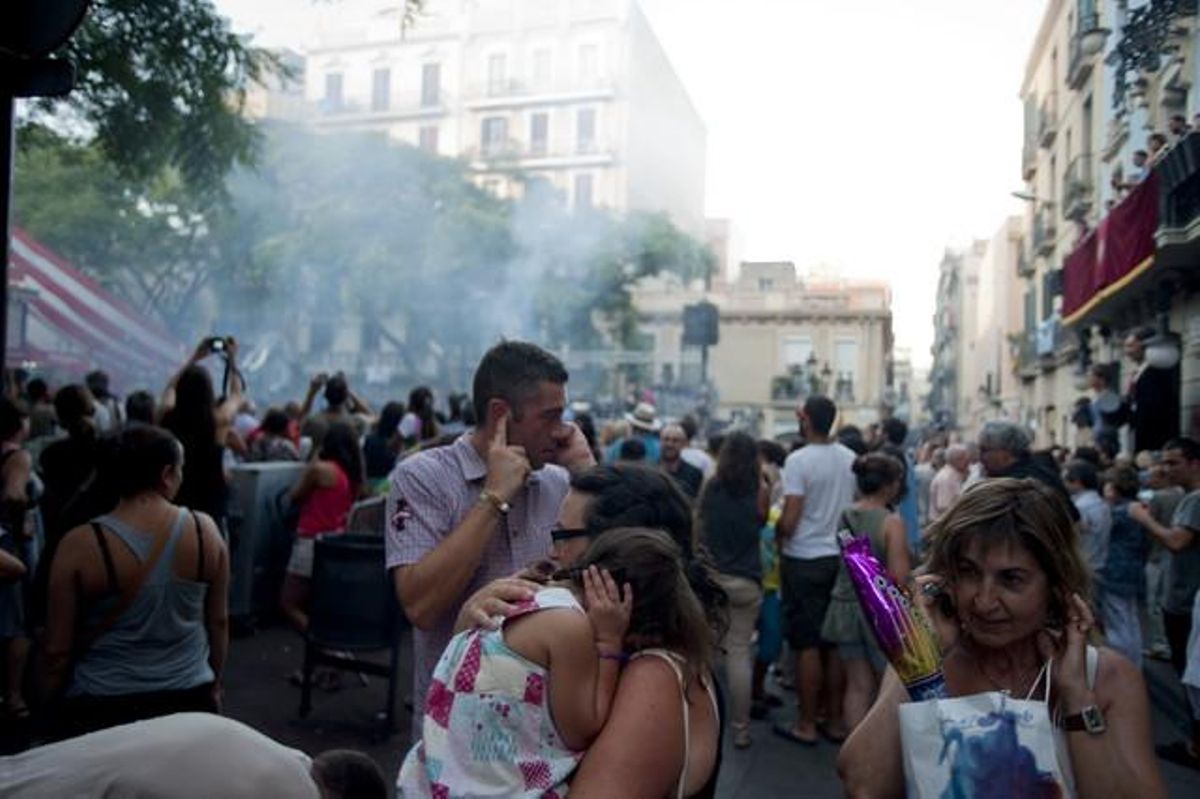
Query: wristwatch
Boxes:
[
  {"xmin": 1060, "ymin": 705, "xmax": 1106, "ymax": 734},
  {"xmin": 478, "ymin": 489, "xmax": 511, "ymax": 516}
]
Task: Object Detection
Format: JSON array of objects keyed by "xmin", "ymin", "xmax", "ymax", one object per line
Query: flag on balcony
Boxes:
[{"xmin": 1062, "ymin": 171, "xmax": 1158, "ymax": 323}]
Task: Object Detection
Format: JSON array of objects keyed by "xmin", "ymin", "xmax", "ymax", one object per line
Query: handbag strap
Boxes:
[{"xmin": 1025, "ymin": 659, "xmax": 1051, "ymax": 702}]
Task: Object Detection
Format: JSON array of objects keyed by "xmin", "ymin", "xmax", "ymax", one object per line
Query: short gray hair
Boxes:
[{"xmin": 978, "ymin": 421, "xmax": 1032, "ymax": 456}]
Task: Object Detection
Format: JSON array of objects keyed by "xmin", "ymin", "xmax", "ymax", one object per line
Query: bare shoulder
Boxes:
[
  {"xmin": 2, "ymin": 449, "xmax": 31, "ymax": 471},
  {"xmin": 571, "ymin": 655, "xmax": 685, "ymax": 798},
  {"xmin": 191, "ymin": 510, "xmax": 228, "ymax": 553},
  {"xmin": 1092, "ymin": 645, "xmax": 1145, "ymax": 705},
  {"xmin": 622, "ymin": 653, "xmax": 685, "ymax": 686},
  {"xmin": 53, "ymin": 524, "xmax": 97, "ymax": 572}
]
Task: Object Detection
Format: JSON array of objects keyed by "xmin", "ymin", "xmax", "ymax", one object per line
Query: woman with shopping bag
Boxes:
[{"xmin": 837, "ymin": 478, "xmax": 1165, "ymax": 798}]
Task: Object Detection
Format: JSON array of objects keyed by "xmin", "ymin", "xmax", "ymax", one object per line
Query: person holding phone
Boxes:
[
  {"xmin": 384, "ymin": 341, "xmax": 595, "ymax": 739},
  {"xmin": 837, "ymin": 478, "xmax": 1165, "ymax": 798},
  {"xmin": 159, "ymin": 337, "xmax": 243, "ymax": 528}
]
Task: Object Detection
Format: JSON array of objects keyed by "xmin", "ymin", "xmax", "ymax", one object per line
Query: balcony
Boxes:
[
  {"xmin": 1156, "ymin": 130, "xmax": 1200, "ymax": 259},
  {"xmin": 1038, "ymin": 93, "xmax": 1058, "ymax": 148},
  {"xmin": 1014, "ymin": 332, "xmax": 1038, "ymax": 380},
  {"xmin": 1022, "ymin": 141, "xmax": 1038, "ymax": 181},
  {"xmin": 1016, "ymin": 248, "xmax": 1036, "ymax": 279},
  {"xmin": 1032, "ymin": 204, "xmax": 1057, "ymax": 256},
  {"xmin": 1067, "ymin": 12, "xmax": 1110, "ymax": 90},
  {"xmin": 1035, "ymin": 315, "xmax": 1072, "ymax": 369},
  {"xmin": 464, "ymin": 77, "xmax": 615, "ymax": 109},
  {"xmin": 464, "ymin": 138, "xmax": 615, "ymax": 168},
  {"xmin": 1022, "ymin": 95, "xmax": 1039, "ymax": 180},
  {"xmin": 1062, "ymin": 154, "xmax": 1095, "ymax": 222},
  {"xmin": 313, "ymin": 91, "xmax": 452, "ymax": 123}
]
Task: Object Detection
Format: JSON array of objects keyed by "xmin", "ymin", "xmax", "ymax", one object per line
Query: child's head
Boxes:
[{"xmin": 564, "ymin": 527, "xmax": 712, "ymax": 668}]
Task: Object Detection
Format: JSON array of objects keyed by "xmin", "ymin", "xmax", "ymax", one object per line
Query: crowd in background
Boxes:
[{"xmin": 0, "ymin": 333, "xmax": 1197, "ymax": 797}]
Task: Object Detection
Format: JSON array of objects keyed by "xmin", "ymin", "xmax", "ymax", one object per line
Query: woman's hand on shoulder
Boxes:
[{"xmin": 453, "ymin": 576, "xmax": 540, "ymax": 633}]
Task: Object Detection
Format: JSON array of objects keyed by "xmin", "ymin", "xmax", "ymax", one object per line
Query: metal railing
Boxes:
[
  {"xmin": 1068, "ymin": 11, "xmax": 1107, "ymax": 89},
  {"xmin": 1017, "ymin": 248, "xmax": 1035, "ymax": 279},
  {"xmin": 1039, "ymin": 92, "xmax": 1058, "ymax": 148},
  {"xmin": 1062, "ymin": 153, "xmax": 1095, "ymax": 221},
  {"xmin": 465, "ymin": 77, "xmax": 614, "ymax": 102},
  {"xmin": 1032, "ymin": 204, "xmax": 1057, "ymax": 255}
]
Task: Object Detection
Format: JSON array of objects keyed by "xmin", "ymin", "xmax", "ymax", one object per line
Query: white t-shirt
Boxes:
[
  {"xmin": 681, "ymin": 446, "xmax": 715, "ymax": 479},
  {"xmin": 399, "ymin": 412, "xmax": 422, "ymax": 440},
  {"xmin": 1, "ymin": 713, "xmax": 320, "ymax": 798},
  {"xmin": 781, "ymin": 441, "xmax": 857, "ymax": 559}
]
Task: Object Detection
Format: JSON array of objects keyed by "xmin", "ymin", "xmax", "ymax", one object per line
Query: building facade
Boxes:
[
  {"xmin": 298, "ymin": 0, "xmax": 707, "ymax": 234},
  {"xmin": 1016, "ymin": 0, "xmax": 1200, "ymax": 449},
  {"xmin": 632, "ymin": 262, "xmax": 894, "ymax": 437}
]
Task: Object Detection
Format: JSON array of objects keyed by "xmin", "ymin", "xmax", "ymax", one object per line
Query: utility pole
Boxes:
[{"xmin": 0, "ymin": 3, "xmax": 89, "ymax": 359}]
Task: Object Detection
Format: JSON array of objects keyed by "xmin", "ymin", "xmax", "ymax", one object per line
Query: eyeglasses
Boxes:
[{"xmin": 551, "ymin": 527, "xmax": 590, "ymax": 543}]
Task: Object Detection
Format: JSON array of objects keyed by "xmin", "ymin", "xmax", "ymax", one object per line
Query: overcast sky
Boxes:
[{"xmin": 214, "ymin": 0, "xmax": 1048, "ymax": 369}]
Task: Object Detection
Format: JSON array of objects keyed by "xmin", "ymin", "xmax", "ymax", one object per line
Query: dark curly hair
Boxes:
[{"xmin": 570, "ymin": 464, "xmax": 729, "ymax": 640}]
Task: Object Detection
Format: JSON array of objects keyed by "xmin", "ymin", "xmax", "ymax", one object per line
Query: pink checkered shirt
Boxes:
[{"xmin": 385, "ymin": 433, "xmax": 570, "ymax": 733}]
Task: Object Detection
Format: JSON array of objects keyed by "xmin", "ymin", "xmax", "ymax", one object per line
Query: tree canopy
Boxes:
[{"xmin": 25, "ymin": 0, "xmax": 279, "ymax": 199}]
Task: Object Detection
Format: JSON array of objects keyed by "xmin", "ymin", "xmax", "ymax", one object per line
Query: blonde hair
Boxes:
[{"xmin": 925, "ymin": 478, "xmax": 1089, "ymax": 629}]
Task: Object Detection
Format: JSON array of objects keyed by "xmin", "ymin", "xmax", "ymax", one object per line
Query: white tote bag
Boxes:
[{"xmin": 898, "ymin": 660, "xmax": 1075, "ymax": 799}]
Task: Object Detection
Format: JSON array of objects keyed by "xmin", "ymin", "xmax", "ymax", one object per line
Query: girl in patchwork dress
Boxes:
[{"xmin": 398, "ymin": 527, "xmax": 711, "ymax": 798}]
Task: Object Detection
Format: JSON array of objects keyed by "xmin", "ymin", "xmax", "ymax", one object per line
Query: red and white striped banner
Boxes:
[{"xmin": 7, "ymin": 228, "xmax": 185, "ymax": 389}]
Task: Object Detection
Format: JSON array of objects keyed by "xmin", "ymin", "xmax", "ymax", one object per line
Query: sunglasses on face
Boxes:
[{"xmin": 551, "ymin": 527, "xmax": 590, "ymax": 543}]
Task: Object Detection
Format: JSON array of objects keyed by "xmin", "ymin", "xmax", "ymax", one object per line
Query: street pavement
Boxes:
[{"xmin": 221, "ymin": 624, "xmax": 1200, "ymax": 797}]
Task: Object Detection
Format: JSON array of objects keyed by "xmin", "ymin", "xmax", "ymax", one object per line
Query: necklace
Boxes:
[{"xmin": 968, "ymin": 646, "xmax": 1043, "ymax": 697}]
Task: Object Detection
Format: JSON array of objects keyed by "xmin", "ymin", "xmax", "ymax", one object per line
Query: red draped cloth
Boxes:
[{"xmin": 1061, "ymin": 170, "xmax": 1159, "ymax": 320}]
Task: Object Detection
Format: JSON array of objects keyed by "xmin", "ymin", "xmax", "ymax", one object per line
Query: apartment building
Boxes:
[
  {"xmin": 299, "ymin": 0, "xmax": 707, "ymax": 235},
  {"xmin": 632, "ymin": 263, "xmax": 894, "ymax": 436},
  {"xmin": 1016, "ymin": 0, "xmax": 1200, "ymax": 448}
]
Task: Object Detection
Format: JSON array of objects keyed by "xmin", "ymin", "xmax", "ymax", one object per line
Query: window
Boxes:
[
  {"xmin": 532, "ymin": 48, "xmax": 552, "ymax": 89},
  {"xmin": 487, "ymin": 53, "xmax": 508, "ymax": 96},
  {"xmin": 481, "ymin": 116, "xmax": 509, "ymax": 156},
  {"xmin": 783, "ymin": 336, "xmax": 813, "ymax": 370},
  {"xmin": 574, "ymin": 173, "xmax": 594, "ymax": 210},
  {"xmin": 530, "ymin": 112, "xmax": 549, "ymax": 155},
  {"xmin": 371, "ymin": 68, "xmax": 390, "ymax": 112},
  {"xmin": 421, "ymin": 63, "xmax": 440, "ymax": 107},
  {"xmin": 323, "ymin": 72, "xmax": 343, "ymax": 111},
  {"xmin": 419, "ymin": 125, "xmax": 439, "ymax": 154},
  {"xmin": 835, "ymin": 338, "xmax": 854, "ymax": 383},
  {"xmin": 578, "ymin": 43, "xmax": 598, "ymax": 84},
  {"xmin": 576, "ymin": 107, "xmax": 596, "ymax": 153}
]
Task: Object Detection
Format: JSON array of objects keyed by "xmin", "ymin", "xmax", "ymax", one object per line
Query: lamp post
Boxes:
[{"xmin": 0, "ymin": 3, "xmax": 89, "ymax": 360}]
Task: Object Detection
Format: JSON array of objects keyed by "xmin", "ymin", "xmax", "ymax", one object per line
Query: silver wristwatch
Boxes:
[{"xmin": 1060, "ymin": 704, "xmax": 1106, "ymax": 734}]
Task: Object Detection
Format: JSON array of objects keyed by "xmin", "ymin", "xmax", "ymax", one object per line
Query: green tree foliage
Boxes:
[
  {"xmin": 26, "ymin": 0, "xmax": 279, "ymax": 199},
  {"xmin": 16, "ymin": 123, "xmax": 709, "ymax": 375},
  {"xmin": 13, "ymin": 125, "xmax": 227, "ymax": 321}
]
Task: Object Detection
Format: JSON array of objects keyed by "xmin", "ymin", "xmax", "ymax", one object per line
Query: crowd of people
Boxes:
[{"xmin": 0, "ymin": 335, "xmax": 1196, "ymax": 797}]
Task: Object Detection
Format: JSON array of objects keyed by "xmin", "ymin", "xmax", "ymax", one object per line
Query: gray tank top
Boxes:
[{"xmin": 69, "ymin": 508, "xmax": 214, "ymax": 696}]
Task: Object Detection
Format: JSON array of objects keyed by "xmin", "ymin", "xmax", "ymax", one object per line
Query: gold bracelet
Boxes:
[{"xmin": 478, "ymin": 489, "xmax": 511, "ymax": 516}]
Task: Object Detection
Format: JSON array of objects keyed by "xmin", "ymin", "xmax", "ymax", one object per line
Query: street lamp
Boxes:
[{"xmin": 1011, "ymin": 191, "xmax": 1057, "ymax": 208}]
